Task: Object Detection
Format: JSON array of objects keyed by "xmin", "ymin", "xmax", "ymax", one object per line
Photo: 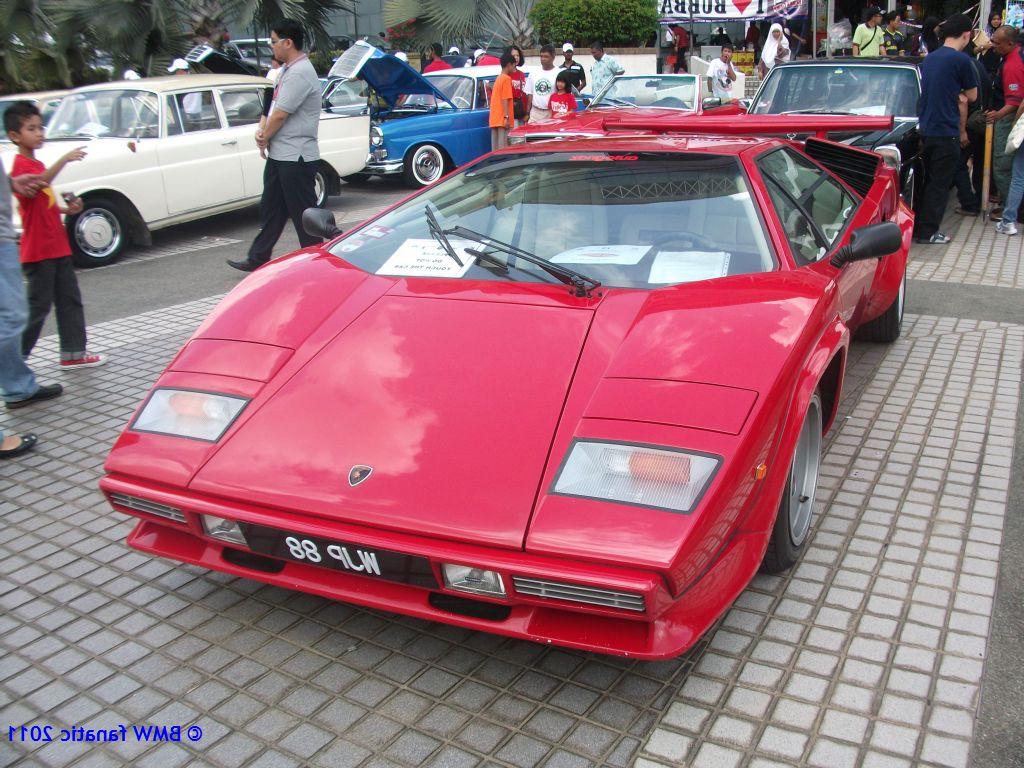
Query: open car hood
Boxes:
[
  {"xmin": 328, "ymin": 41, "xmax": 454, "ymax": 110},
  {"xmin": 185, "ymin": 44, "xmax": 257, "ymax": 76}
]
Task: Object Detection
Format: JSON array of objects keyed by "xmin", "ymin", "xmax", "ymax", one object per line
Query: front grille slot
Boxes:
[
  {"xmin": 109, "ymin": 493, "xmax": 186, "ymax": 524},
  {"xmin": 512, "ymin": 577, "xmax": 645, "ymax": 612}
]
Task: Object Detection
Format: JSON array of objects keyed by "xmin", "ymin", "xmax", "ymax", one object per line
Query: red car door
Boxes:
[{"xmin": 751, "ymin": 145, "xmax": 875, "ymax": 322}]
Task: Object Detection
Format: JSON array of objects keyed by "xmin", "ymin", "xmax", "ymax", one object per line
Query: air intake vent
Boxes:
[
  {"xmin": 109, "ymin": 493, "xmax": 186, "ymax": 524},
  {"xmin": 804, "ymin": 138, "xmax": 880, "ymax": 197},
  {"xmin": 512, "ymin": 577, "xmax": 645, "ymax": 612}
]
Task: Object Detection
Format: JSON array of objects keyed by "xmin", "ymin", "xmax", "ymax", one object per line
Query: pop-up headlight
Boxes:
[
  {"xmin": 131, "ymin": 388, "xmax": 248, "ymax": 442},
  {"xmin": 552, "ymin": 440, "xmax": 720, "ymax": 513}
]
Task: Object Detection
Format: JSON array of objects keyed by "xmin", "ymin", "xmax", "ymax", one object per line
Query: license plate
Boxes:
[{"xmin": 240, "ymin": 524, "xmax": 438, "ymax": 588}]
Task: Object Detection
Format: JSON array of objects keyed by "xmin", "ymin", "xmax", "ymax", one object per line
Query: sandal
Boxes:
[{"xmin": 0, "ymin": 433, "xmax": 37, "ymax": 459}]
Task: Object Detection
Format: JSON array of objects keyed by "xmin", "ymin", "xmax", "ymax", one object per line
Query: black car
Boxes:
[{"xmin": 747, "ymin": 58, "xmax": 922, "ymax": 206}]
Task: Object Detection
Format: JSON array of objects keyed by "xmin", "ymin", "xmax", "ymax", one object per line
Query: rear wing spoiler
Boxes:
[{"xmin": 601, "ymin": 114, "xmax": 895, "ymax": 140}]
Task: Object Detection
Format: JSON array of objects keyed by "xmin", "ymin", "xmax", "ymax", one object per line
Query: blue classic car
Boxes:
[{"xmin": 329, "ymin": 42, "xmax": 500, "ymax": 188}]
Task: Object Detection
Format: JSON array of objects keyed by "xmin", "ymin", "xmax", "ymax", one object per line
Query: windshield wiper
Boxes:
[
  {"xmin": 442, "ymin": 225, "xmax": 601, "ymax": 297},
  {"xmin": 424, "ymin": 204, "xmax": 463, "ymax": 267},
  {"xmin": 595, "ymin": 97, "xmax": 638, "ymax": 108},
  {"xmin": 780, "ymin": 109, "xmax": 857, "ymax": 116}
]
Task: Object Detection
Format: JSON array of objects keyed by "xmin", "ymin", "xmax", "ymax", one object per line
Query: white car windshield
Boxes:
[
  {"xmin": 48, "ymin": 90, "xmax": 160, "ymax": 138},
  {"xmin": 330, "ymin": 152, "xmax": 775, "ymax": 289},
  {"xmin": 752, "ymin": 65, "xmax": 919, "ymax": 117},
  {"xmin": 590, "ymin": 76, "xmax": 697, "ymax": 111}
]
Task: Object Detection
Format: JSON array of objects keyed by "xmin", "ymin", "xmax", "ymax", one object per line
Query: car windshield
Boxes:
[
  {"xmin": 590, "ymin": 76, "xmax": 697, "ymax": 111},
  {"xmin": 48, "ymin": 89, "xmax": 160, "ymax": 138},
  {"xmin": 399, "ymin": 75, "xmax": 475, "ymax": 109},
  {"xmin": 751, "ymin": 65, "xmax": 919, "ymax": 117},
  {"xmin": 330, "ymin": 152, "xmax": 774, "ymax": 289},
  {"xmin": 0, "ymin": 98, "xmax": 60, "ymax": 140}
]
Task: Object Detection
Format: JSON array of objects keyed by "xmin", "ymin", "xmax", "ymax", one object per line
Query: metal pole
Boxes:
[
  {"xmin": 811, "ymin": 0, "xmax": 817, "ymax": 57},
  {"xmin": 826, "ymin": 0, "xmax": 833, "ymax": 58},
  {"xmin": 979, "ymin": 0, "xmax": 992, "ymax": 38},
  {"xmin": 982, "ymin": 122, "xmax": 994, "ymax": 218}
]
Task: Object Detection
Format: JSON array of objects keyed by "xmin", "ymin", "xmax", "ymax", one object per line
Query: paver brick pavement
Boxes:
[{"xmin": 0, "ymin": 232, "xmax": 1021, "ymax": 767}]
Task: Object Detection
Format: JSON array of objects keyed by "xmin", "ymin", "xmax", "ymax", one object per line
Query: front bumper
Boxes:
[
  {"xmin": 363, "ymin": 148, "xmax": 403, "ymax": 175},
  {"xmin": 364, "ymin": 160, "xmax": 404, "ymax": 175},
  {"xmin": 101, "ymin": 474, "xmax": 759, "ymax": 659}
]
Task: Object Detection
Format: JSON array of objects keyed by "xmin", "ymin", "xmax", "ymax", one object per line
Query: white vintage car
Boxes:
[{"xmin": 2, "ymin": 75, "xmax": 370, "ymax": 266}]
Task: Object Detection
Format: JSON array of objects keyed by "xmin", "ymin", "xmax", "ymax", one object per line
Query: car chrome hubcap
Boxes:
[
  {"xmin": 75, "ymin": 209, "xmax": 121, "ymax": 259},
  {"xmin": 413, "ymin": 147, "xmax": 442, "ymax": 184},
  {"xmin": 789, "ymin": 397, "xmax": 822, "ymax": 547},
  {"xmin": 314, "ymin": 171, "xmax": 326, "ymax": 206},
  {"xmin": 897, "ymin": 273, "xmax": 906, "ymax": 324}
]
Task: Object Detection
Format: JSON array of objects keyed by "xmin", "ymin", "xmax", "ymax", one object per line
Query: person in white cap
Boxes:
[
  {"xmin": 473, "ymin": 48, "xmax": 500, "ymax": 66},
  {"xmin": 168, "ymin": 58, "xmax": 201, "ymax": 117},
  {"xmin": 448, "ymin": 45, "xmax": 461, "ymax": 55},
  {"xmin": 559, "ymin": 43, "xmax": 586, "ymax": 90},
  {"xmin": 123, "ymin": 69, "xmax": 141, "ymax": 80},
  {"xmin": 394, "ymin": 51, "xmax": 408, "ymax": 63}
]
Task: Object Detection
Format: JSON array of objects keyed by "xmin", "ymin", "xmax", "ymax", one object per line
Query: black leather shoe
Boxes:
[
  {"xmin": 0, "ymin": 433, "xmax": 37, "ymax": 459},
  {"xmin": 227, "ymin": 259, "xmax": 261, "ymax": 272},
  {"xmin": 6, "ymin": 383, "xmax": 63, "ymax": 410}
]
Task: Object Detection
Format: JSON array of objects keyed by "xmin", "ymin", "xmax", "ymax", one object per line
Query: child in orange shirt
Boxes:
[
  {"xmin": 5, "ymin": 101, "xmax": 106, "ymax": 369},
  {"xmin": 489, "ymin": 53, "xmax": 516, "ymax": 151}
]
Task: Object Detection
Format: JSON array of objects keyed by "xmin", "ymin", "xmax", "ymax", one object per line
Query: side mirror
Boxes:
[
  {"xmin": 302, "ymin": 207, "xmax": 341, "ymax": 239},
  {"xmin": 737, "ymin": 98, "xmax": 751, "ymax": 111},
  {"xmin": 701, "ymin": 97, "xmax": 723, "ymax": 110},
  {"xmin": 830, "ymin": 222, "xmax": 902, "ymax": 268}
]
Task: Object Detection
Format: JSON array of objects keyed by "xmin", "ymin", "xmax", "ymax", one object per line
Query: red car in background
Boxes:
[
  {"xmin": 101, "ymin": 118, "xmax": 911, "ymax": 659},
  {"xmin": 509, "ymin": 73, "xmax": 743, "ymax": 146}
]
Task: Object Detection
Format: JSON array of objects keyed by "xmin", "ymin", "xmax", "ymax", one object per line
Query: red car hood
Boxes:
[
  {"xmin": 513, "ymin": 107, "xmax": 694, "ymax": 138},
  {"xmin": 188, "ymin": 292, "xmax": 593, "ymax": 550}
]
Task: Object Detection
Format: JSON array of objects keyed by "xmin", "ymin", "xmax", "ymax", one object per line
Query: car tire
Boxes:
[
  {"xmin": 313, "ymin": 164, "xmax": 332, "ymax": 208},
  {"xmin": 403, "ymin": 144, "xmax": 447, "ymax": 188},
  {"xmin": 66, "ymin": 197, "xmax": 127, "ymax": 268},
  {"xmin": 762, "ymin": 391, "xmax": 823, "ymax": 574},
  {"xmin": 855, "ymin": 270, "xmax": 905, "ymax": 343}
]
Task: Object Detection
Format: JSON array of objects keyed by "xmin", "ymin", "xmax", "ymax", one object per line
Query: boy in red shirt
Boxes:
[
  {"xmin": 549, "ymin": 71, "xmax": 578, "ymax": 118},
  {"xmin": 4, "ymin": 101, "xmax": 106, "ymax": 368}
]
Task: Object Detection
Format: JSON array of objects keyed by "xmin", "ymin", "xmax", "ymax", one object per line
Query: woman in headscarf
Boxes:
[{"xmin": 758, "ymin": 23, "xmax": 790, "ymax": 77}]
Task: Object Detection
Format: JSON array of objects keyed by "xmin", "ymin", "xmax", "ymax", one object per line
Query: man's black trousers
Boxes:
[
  {"xmin": 246, "ymin": 157, "xmax": 322, "ymax": 266},
  {"xmin": 914, "ymin": 136, "xmax": 961, "ymax": 239}
]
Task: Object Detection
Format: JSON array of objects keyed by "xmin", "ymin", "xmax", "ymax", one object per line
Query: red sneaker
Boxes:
[{"xmin": 60, "ymin": 353, "xmax": 107, "ymax": 370}]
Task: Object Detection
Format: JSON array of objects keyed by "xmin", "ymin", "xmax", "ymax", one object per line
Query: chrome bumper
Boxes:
[{"xmin": 364, "ymin": 160, "xmax": 404, "ymax": 175}]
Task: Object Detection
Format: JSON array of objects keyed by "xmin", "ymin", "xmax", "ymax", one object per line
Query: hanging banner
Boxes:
[{"xmin": 658, "ymin": 0, "xmax": 808, "ymax": 22}]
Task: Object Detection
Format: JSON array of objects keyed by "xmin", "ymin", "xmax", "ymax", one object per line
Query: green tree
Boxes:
[
  {"xmin": 1, "ymin": 0, "xmax": 353, "ymax": 93},
  {"xmin": 529, "ymin": 0, "xmax": 657, "ymax": 47},
  {"xmin": 383, "ymin": 0, "xmax": 535, "ymax": 50}
]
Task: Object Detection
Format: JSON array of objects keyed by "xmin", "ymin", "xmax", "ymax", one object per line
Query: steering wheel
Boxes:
[
  {"xmin": 451, "ymin": 95, "xmax": 471, "ymax": 109},
  {"xmin": 649, "ymin": 230, "xmax": 718, "ymax": 251},
  {"xmin": 652, "ymin": 97, "xmax": 686, "ymax": 109}
]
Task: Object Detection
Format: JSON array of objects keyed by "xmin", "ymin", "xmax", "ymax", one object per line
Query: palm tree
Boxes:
[
  {"xmin": 1, "ymin": 0, "xmax": 353, "ymax": 92},
  {"xmin": 382, "ymin": 0, "xmax": 535, "ymax": 50}
]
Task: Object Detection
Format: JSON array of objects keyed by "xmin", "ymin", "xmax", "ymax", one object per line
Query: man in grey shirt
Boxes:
[
  {"xmin": 0, "ymin": 164, "xmax": 64, "ymax": 458},
  {"xmin": 229, "ymin": 18, "xmax": 324, "ymax": 272}
]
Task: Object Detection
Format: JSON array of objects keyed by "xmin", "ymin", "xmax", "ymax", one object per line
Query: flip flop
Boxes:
[{"xmin": 0, "ymin": 433, "xmax": 38, "ymax": 459}]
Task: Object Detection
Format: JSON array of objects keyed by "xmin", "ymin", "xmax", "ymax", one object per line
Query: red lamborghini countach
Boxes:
[{"xmin": 102, "ymin": 117, "xmax": 911, "ymax": 659}]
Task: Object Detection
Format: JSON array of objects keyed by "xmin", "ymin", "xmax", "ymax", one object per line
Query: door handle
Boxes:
[{"xmin": 221, "ymin": 140, "xmax": 238, "ymax": 146}]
